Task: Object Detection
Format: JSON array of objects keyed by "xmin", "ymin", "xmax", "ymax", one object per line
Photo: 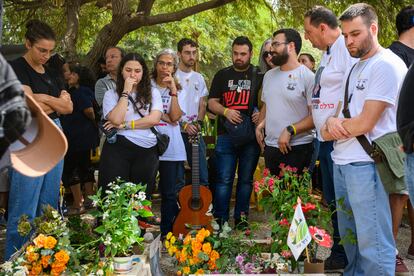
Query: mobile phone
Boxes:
[{"xmin": 98, "ymin": 120, "xmax": 117, "ymax": 138}]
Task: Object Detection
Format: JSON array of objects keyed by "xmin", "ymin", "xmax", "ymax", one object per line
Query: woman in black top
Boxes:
[{"xmin": 6, "ymin": 19, "xmax": 73, "ymax": 260}]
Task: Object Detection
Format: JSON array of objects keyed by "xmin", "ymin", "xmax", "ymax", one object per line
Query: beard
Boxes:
[
  {"xmin": 271, "ymin": 47, "xmax": 289, "ymax": 66},
  {"xmin": 350, "ymin": 32, "xmax": 374, "ymax": 58},
  {"xmin": 182, "ymin": 59, "xmax": 195, "ymax": 67},
  {"xmin": 233, "ymin": 60, "xmax": 250, "ymax": 71}
]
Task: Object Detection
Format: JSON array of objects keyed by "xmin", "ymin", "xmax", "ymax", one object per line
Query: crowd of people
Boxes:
[{"xmin": 1, "ymin": 3, "xmax": 414, "ymax": 275}]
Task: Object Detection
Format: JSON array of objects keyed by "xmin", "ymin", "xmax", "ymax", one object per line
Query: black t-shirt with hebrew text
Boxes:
[
  {"xmin": 10, "ymin": 57, "xmax": 63, "ymax": 119},
  {"xmin": 209, "ymin": 65, "xmax": 263, "ymax": 135}
]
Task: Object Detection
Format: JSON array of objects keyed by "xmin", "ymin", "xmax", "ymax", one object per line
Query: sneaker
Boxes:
[
  {"xmin": 407, "ymin": 244, "xmax": 414, "ymax": 260},
  {"xmin": 396, "ymin": 255, "xmax": 409, "ymax": 273},
  {"xmin": 324, "ymin": 254, "xmax": 346, "ymax": 272}
]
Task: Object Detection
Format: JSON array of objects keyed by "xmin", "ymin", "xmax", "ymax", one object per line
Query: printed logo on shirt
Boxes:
[
  {"xmin": 286, "ymin": 74, "xmax": 298, "ymax": 91},
  {"xmin": 223, "ymin": 79, "xmax": 252, "ymax": 110},
  {"xmin": 356, "ymin": 79, "xmax": 367, "ymax": 91}
]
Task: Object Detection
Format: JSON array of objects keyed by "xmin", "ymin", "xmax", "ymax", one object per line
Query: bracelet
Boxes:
[
  {"xmin": 223, "ymin": 108, "xmax": 229, "ymax": 116},
  {"xmin": 183, "ymin": 122, "xmax": 188, "ymax": 130},
  {"xmin": 291, "ymin": 124, "xmax": 297, "ymax": 135},
  {"xmin": 121, "ymin": 92, "xmax": 129, "ymax": 98},
  {"xmin": 130, "ymin": 120, "xmax": 135, "ymax": 130}
]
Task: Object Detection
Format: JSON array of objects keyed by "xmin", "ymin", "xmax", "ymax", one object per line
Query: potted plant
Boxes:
[
  {"xmin": 255, "ymin": 164, "xmax": 333, "ymax": 273},
  {"xmin": 89, "ymin": 178, "xmax": 153, "ymax": 273}
]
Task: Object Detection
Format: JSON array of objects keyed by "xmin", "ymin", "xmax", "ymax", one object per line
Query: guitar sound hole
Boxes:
[{"xmin": 190, "ymin": 198, "xmax": 202, "ymax": 210}]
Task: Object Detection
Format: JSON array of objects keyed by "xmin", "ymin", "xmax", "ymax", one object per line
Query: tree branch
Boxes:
[
  {"xmin": 128, "ymin": 0, "xmax": 237, "ymax": 31},
  {"xmin": 136, "ymin": 0, "xmax": 155, "ymax": 16}
]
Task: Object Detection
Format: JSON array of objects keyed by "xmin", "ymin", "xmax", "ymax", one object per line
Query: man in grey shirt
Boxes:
[
  {"xmin": 94, "ymin": 46, "xmax": 124, "ymax": 107},
  {"xmin": 256, "ymin": 28, "xmax": 315, "ymax": 176}
]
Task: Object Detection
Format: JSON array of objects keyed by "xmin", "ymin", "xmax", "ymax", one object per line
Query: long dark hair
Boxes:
[
  {"xmin": 116, "ymin": 53, "xmax": 152, "ymax": 107},
  {"xmin": 69, "ymin": 64, "xmax": 96, "ymax": 91}
]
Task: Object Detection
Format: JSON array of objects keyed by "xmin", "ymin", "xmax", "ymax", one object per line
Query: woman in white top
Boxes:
[
  {"xmin": 151, "ymin": 49, "xmax": 186, "ymax": 237},
  {"xmin": 98, "ymin": 53, "xmax": 162, "ymax": 194}
]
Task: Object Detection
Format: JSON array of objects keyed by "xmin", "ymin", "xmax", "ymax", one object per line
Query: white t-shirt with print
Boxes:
[
  {"xmin": 102, "ymin": 87, "xmax": 163, "ymax": 148},
  {"xmin": 332, "ymin": 49, "xmax": 408, "ymax": 165},
  {"xmin": 176, "ymin": 69, "xmax": 208, "ymax": 123},
  {"xmin": 311, "ymin": 35, "xmax": 358, "ymax": 141},
  {"xmin": 151, "ymin": 80, "xmax": 187, "ymax": 161},
  {"xmin": 261, "ymin": 64, "xmax": 315, "ymax": 147}
]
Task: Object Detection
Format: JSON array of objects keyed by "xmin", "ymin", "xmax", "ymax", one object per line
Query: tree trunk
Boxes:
[{"xmin": 62, "ymin": 0, "xmax": 81, "ymax": 61}]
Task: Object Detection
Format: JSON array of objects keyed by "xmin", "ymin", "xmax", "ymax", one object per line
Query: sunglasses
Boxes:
[{"xmin": 262, "ymin": 51, "xmax": 274, "ymax": 58}]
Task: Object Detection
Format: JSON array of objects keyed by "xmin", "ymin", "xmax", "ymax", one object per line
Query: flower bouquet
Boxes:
[
  {"xmin": 0, "ymin": 206, "xmax": 78, "ymax": 275},
  {"xmin": 255, "ymin": 164, "xmax": 333, "ymax": 269}
]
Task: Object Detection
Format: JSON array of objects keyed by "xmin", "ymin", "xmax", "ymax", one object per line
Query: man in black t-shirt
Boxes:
[
  {"xmin": 391, "ymin": 5, "xmax": 414, "ymax": 264},
  {"xmin": 389, "ymin": 6, "xmax": 414, "ymax": 67},
  {"xmin": 208, "ymin": 36, "xmax": 263, "ymax": 229}
]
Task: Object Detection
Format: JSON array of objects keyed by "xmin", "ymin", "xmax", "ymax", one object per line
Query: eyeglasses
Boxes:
[
  {"xmin": 157, "ymin": 61, "xmax": 174, "ymax": 67},
  {"xmin": 271, "ymin": 41, "xmax": 289, "ymax": 48},
  {"xmin": 262, "ymin": 51, "xmax": 274, "ymax": 58}
]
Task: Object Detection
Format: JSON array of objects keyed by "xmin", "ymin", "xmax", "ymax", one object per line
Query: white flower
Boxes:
[
  {"xmin": 106, "ymin": 190, "xmax": 113, "ymax": 194},
  {"xmin": 1, "ymin": 261, "xmax": 13, "ymax": 272},
  {"xmin": 137, "ymin": 191, "xmax": 146, "ymax": 201},
  {"xmin": 96, "ymin": 269, "xmax": 104, "ymax": 275},
  {"xmin": 92, "ymin": 200, "xmax": 98, "ymax": 207},
  {"xmin": 102, "ymin": 211, "xmax": 109, "ymax": 220},
  {"xmin": 104, "ymin": 236, "xmax": 112, "ymax": 246},
  {"xmin": 14, "ymin": 266, "xmax": 29, "ymax": 276},
  {"xmin": 112, "ymin": 185, "xmax": 120, "ymax": 190}
]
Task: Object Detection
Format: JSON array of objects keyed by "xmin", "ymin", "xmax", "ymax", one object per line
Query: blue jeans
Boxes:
[
  {"xmin": 406, "ymin": 153, "xmax": 414, "ymax": 206},
  {"xmin": 213, "ymin": 135, "xmax": 260, "ymax": 222},
  {"xmin": 177, "ymin": 133, "xmax": 209, "ymax": 191},
  {"xmin": 333, "ymin": 162, "xmax": 395, "ymax": 276},
  {"xmin": 5, "ymin": 119, "xmax": 64, "ymax": 260},
  {"xmin": 159, "ymin": 160, "xmax": 184, "ymax": 236}
]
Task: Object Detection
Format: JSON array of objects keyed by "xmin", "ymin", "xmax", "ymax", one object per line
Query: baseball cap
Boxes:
[{"xmin": 8, "ymin": 93, "xmax": 67, "ymax": 177}]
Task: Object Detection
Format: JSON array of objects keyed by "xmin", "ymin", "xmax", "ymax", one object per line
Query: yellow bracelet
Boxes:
[
  {"xmin": 291, "ymin": 124, "xmax": 297, "ymax": 135},
  {"xmin": 131, "ymin": 120, "xmax": 135, "ymax": 130},
  {"xmin": 183, "ymin": 123, "xmax": 188, "ymax": 130},
  {"xmin": 223, "ymin": 108, "xmax": 229, "ymax": 116}
]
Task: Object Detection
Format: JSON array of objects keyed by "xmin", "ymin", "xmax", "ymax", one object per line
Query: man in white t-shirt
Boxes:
[
  {"xmin": 321, "ymin": 4, "xmax": 407, "ymax": 275},
  {"xmin": 176, "ymin": 38, "xmax": 209, "ymax": 187},
  {"xmin": 304, "ymin": 5, "xmax": 358, "ymax": 271},
  {"xmin": 256, "ymin": 28, "xmax": 315, "ymax": 177}
]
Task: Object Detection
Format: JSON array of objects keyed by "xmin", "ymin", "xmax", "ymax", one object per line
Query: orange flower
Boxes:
[
  {"xmin": 33, "ymin": 234, "xmax": 47, "ymax": 248},
  {"xmin": 44, "ymin": 236, "xmax": 57, "ymax": 249},
  {"xmin": 29, "ymin": 262, "xmax": 42, "ymax": 276},
  {"xmin": 178, "ymin": 251, "xmax": 187, "ymax": 263},
  {"xmin": 41, "ymin": 255, "xmax": 51, "ymax": 268},
  {"xmin": 191, "ymin": 240, "xmax": 202, "ymax": 251},
  {"xmin": 177, "ymin": 271, "xmax": 182, "ymax": 276},
  {"xmin": 202, "ymin": 242, "xmax": 212, "ymax": 254},
  {"xmin": 183, "ymin": 235, "xmax": 191, "ymax": 245},
  {"xmin": 26, "ymin": 245, "xmax": 35, "ymax": 254},
  {"xmin": 182, "ymin": 266, "xmax": 190, "ymax": 274},
  {"xmin": 195, "ymin": 268, "xmax": 204, "ymax": 275},
  {"xmin": 51, "ymin": 262, "xmax": 67, "ymax": 276},
  {"xmin": 195, "ymin": 232, "xmax": 205, "ymax": 243},
  {"xmin": 210, "ymin": 250, "xmax": 220, "ymax": 261},
  {"xmin": 208, "ymin": 259, "xmax": 217, "ymax": 270},
  {"xmin": 27, "ymin": 252, "xmax": 40, "ymax": 263},
  {"xmin": 54, "ymin": 250, "xmax": 70, "ymax": 265}
]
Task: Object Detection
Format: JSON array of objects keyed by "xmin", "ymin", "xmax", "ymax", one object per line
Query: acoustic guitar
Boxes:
[{"xmin": 173, "ymin": 134, "xmax": 212, "ymax": 236}]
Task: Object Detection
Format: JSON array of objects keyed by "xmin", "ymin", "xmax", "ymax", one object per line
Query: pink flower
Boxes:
[
  {"xmin": 254, "ymin": 181, "xmax": 260, "ymax": 193},
  {"xmin": 309, "ymin": 226, "xmax": 333, "ymax": 248},
  {"xmin": 268, "ymin": 178, "xmax": 274, "ymax": 188},
  {"xmin": 281, "ymin": 250, "xmax": 292, "ymax": 259},
  {"xmin": 279, "ymin": 163, "xmax": 286, "ymax": 169},
  {"xmin": 263, "ymin": 168, "xmax": 270, "ymax": 177}
]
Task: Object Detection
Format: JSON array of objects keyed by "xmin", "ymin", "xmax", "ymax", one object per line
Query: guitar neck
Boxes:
[{"xmin": 192, "ymin": 140, "xmax": 200, "ymax": 200}]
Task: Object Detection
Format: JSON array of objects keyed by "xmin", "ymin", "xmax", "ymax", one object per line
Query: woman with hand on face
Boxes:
[
  {"xmin": 98, "ymin": 53, "xmax": 162, "ymax": 195},
  {"xmin": 151, "ymin": 49, "xmax": 186, "ymax": 237},
  {"xmin": 6, "ymin": 19, "xmax": 73, "ymax": 260}
]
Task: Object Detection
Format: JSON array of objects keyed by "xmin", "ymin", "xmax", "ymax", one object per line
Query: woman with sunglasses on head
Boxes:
[
  {"xmin": 6, "ymin": 19, "xmax": 73, "ymax": 259},
  {"xmin": 151, "ymin": 49, "xmax": 186, "ymax": 238},
  {"xmin": 259, "ymin": 38, "xmax": 276, "ymax": 73},
  {"xmin": 98, "ymin": 53, "xmax": 162, "ymax": 196}
]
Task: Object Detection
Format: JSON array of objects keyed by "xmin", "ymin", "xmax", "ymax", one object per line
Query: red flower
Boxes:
[
  {"xmin": 254, "ymin": 181, "xmax": 260, "ymax": 193},
  {"xmin": 309, "ymin": 226, "xmax": 333, "ymax": 248},
  {"xmin": 281, "ymin": 250, "xmax": 292, "ymax": 259},
  {"xmin": 293, "ymin": 202, "xmax": 316, "ymax": 213},
  {"xmin": 279, "ymin": 163, "xmax": 286, "ymax": 169},
  {"xmin": 263, "ymin": 168, "xmax": 270, "ymax": 177},
  {"xmin": 279, "ymin": 218, "xmax": 289, "ymax": 227}
]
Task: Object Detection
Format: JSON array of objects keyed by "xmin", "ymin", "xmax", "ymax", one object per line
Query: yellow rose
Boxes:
[
  {"xmin": 166, "ymin": 232, "xmax": 173, "ymax": 240},
  {"xmin": 168, "ymin": 246, "xmax": 177, "ymax": 256},
  {"xmin": 33, "ymin": 234, "xmax": 47, "ymax": 248},
  {"xmin": 183, "ymin": 266, "xmax": 190, "ymax": 274},
  {"xmin": 165, "ymin": 240, "xmax": 170, "ymax": 249},
  {"xmin": 170, "ymin": 236, "xmax": 176, "ymax": 244}
]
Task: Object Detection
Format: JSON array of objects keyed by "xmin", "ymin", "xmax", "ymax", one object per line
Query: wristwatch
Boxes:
[
  {"xmin": 169, "ymin": 91, "xmax": 177, "ymax": 97},
  {"xmin": 286, "ymin": 125, "xmax": 295, "ymax": 136}
]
